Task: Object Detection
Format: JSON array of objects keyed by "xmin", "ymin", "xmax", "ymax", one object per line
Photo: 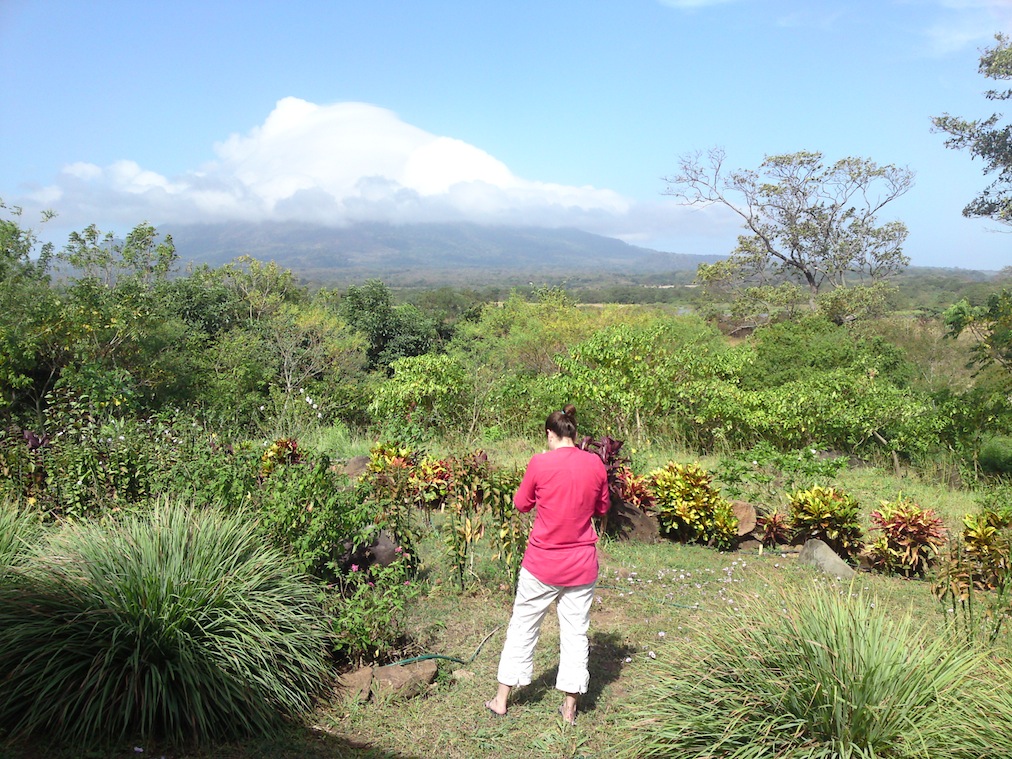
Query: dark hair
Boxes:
[{"xmin": 546, "ymin": 404, "xmax": 577, "ymax": 440}]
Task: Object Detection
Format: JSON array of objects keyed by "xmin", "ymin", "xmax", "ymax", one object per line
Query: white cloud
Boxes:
[
  {"xmin": 19, "ymin": 97, "xmax": 640, "ymax": 235},
  {"xmin": 776, "ymin": 9, "xmax": 847, "ymax": 30},
  {"xmin": 12, "ymin": 97, "xmax": 752, "ymax": 256}
]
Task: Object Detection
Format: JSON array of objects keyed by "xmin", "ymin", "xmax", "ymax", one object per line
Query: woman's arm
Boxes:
[{"xmin": 513, "ymin": 456, "xmax": 538, "ymax": 513}]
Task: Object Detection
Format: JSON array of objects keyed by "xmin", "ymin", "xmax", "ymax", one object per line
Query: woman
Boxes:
[{"xmin": 484, "ymin": 405, "xmax": 610, "ymax": 725}]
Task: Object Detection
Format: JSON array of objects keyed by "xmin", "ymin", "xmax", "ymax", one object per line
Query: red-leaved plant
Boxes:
[
  {"xmin": 867, "ymin": 496, "xmax": 947, "ymax": 577},
  {"xmin": 755, "ymin": 509, "xmax": 793, "ymax": 548},
  {"xmin": 616, "ymin": 466, "xmax": 655, "ymax": 512},
  {"xmin": 578, "ymin": 435, "xmax": 630, "ymax": 512}
]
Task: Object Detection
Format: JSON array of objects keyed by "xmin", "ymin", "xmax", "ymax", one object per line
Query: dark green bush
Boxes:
[
  {"xmin": 979, "ymin": 436, "xmax": 1012, "ymax": 474},
  {"xmin": 0, "ymin": 503, "xmax": 331, "ymax": 745},
  {"xmin": 256, "ymin": 455, "xmax": 377, "ymax": 578},
  {"xmin": 740, "ymin": 316, "xmax": 914, "ymax": 391},
  {"xmin": 330, "ymin": 551, "xmax": 420, "ymax": 663},
  {"xmin": 0, "ymin": 410, "xmax": 164, "ymax": 518}
]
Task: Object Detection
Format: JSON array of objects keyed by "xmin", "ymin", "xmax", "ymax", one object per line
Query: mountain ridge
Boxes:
[{"xmin": 161, "ymin": 221, "xmax": 723, "ymax": 284}]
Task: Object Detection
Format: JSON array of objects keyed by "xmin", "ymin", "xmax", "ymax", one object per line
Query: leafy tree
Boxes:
[
  {"xmin": 944, "ymin": 288, "xmax": 1012, "ymax": 374},
  {"xmin": 219, "ymin": 255, "xmax": 304, "ymax": 322},
  {"xmin": 406, "ymin": 285, "xmax": 489, "ymax": 339},
  {"xmin": 665, "ymin": 150, "xmax": 913, "ymax": 317},
  {"xmin": 0, "ymin": 200, "xmax": 53, "ymax": 281},
  {"xmin": 338, "ymin": 279, "xmax": 437, "ymax": 371},
  {"xmin": 555, "ymin": 317, "xmax": 724, "ymax": 438},
  {"xmin": 57, "ymin": 222, "xmax": 176, "ymax": 286},
  {"xmin": 119, "ymin": 222, "xmax": 177, "ymax": 285},
  {"xmin": 196, "ymin": 327, "xmax": 275, "ymax": 429},
  {"xmin": 0, "ymin": 202, "xmax": 58, "ymax": 423},
  {"xmin": 155, "ymin": 265, "xmax": 243, "ymax": 336},
  {"xmin": 369, "ymin": 352, "xmax": 471, "ymax": 433},
  {"xmin": 259, "ymin": 304, "xmax": 366, "ymax": 436},
  {"xmin": 933, "ymin": 33, "xmax": 1012, "ymax": 224}
]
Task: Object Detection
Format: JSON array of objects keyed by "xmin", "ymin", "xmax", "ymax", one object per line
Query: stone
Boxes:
[
  {"xmin": 343, "ymin": 455, "xmax": 371, "ymax": 479},
  {"xmin": 371, "ymin": 659, "xmax": 438, "ymax": 701},
  {"xmin": 368, "ymin": 529, "xmax": 399, "ymax": 567},
  {"xmin": 609, "ymin": 501, "xmax": 660, "ymax": 543},
  {"xmin": 336, "ymin": 665, "xmax": 373, "ymax": 703},
  {"xmin": 333, "ymin": 528, "xmax": 399, "ymax": 573},
  {"xmin": 450, "ymin": 668, "xmax": 475, "ymax": 683},
  {"xmin": 730, "ymin": 500, "xmax": 757, "ymax": 536},
  {"xmin": 798, "ymin": 538, "xmax": 856, "ymax": 579}
]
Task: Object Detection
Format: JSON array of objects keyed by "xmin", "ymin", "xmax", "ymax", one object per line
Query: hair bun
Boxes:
[{"xmin": 563, "ymin": 404, "xmax": 576, "ymax": 419}]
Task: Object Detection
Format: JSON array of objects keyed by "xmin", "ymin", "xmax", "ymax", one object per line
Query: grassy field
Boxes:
[{"xmin": 2, "ymin": 456, "xmax": 1008, "ymax": 759}]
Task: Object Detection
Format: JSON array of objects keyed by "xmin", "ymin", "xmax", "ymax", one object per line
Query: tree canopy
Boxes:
[
  {"xmin": 933, "ymin": 33, "xmax": 1012, "ymax": 225},
  {"xmin": 944, "ymin": 288, "xmax": 1012, "ymax": 375},
  {"xmin": 665, "ymin": 150, "xmax": 913, "ymax": 320}
]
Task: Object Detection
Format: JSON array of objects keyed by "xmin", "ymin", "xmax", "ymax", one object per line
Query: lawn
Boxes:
[{"xmin": 2, "ymin": 460, "xmax": 1008, "ymax": 759}]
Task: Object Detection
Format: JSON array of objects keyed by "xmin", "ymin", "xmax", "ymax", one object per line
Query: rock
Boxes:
[
  {"xmin": 336, "ymin": 666, "xmax": 373, "ymax": 703},
  {"xmin": 798, "ymin": 538, "xmax": 856, "ymax": 579},
  {"xmin": 608, "ymin": 501, "xmax": 660, "ymax": 543},
  {"xmin": 343, "ymin": 455, "xmax": 371, "ymax": 479},
  {"xmin": 368, "ymin": 529, "xmax": 399, "ymax": 567},
  {"xmin": 372, "ymin": 659, "xmax": 438, "ymax": 701},
  {"xmin": 450, "ymin": 668, "xmax": 475, "ymax": 683},
  {"xmin": 737, "ymin": 538, "xmax": 763, "ymax": 552},
  {"xmin": 730, "ymin": 501, "xmax": 757, "ymax": 536},
  {"xmin": 333, "ymin": 528, "xmax": 399, "ymax": 573}
]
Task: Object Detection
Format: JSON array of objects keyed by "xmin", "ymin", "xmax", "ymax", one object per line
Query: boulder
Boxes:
[
  {"xmin": 730, "ymin": 500, "xmax": 757, "ymax": 536},
  {"xmin": 333, "ymin": 528, "xmax": 399, "ymax": 573},
  {"xmin": 371, "ymin": 659, "xmax": 438, "ymax": 701},
  {"xmin": 342, "ymin": 455, "xmax": 371, "ymax": 479},
  {"xmin": 608, "ymin": 501, "xmax": 660, "ymax": 543},
  {"xmin": 450, "ymin": 668, "xmax": 475, "ymax": 683},
  {"xmin": 368, "ymin": 529, "xmax": 399, "ymax": 567},
  {"xmin": 336, "ymin": 665, "xmax": 373, "ymax": 703},
  {"xmin": 798, "ymin": 538, "xmax": 856, "ymax": 579}
]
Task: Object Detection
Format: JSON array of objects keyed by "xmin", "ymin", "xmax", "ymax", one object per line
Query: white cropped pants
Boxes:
[{"xmin": 496, "ymin": 567, "xmax": 595, "ymax": 694}]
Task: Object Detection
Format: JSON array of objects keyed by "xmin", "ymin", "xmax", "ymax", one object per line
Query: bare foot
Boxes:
[
  {"xmin": 484, "ymin": 699, "xmax": 506, "ymax": 717},
  {"xmin": 558, "ymin": 704, "xmax": 577, "ymax": 725}
]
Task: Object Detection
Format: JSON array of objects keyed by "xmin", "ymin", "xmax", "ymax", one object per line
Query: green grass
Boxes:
[
  {"xmin": 301, "ymin": 422, "xmax": 375, "ymax": 462},
  {"xmin": 835, "ymin": 466, "xmax": 979, "ymax": 535},
  {"xmin": 2, "ymin": 452, "xmax": 1011, "ymax": 759}
]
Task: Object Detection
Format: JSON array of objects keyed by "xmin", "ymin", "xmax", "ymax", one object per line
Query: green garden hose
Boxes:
[{"xmin": 389, "ymin": 624, "xmax": 502, "ymax": 666}]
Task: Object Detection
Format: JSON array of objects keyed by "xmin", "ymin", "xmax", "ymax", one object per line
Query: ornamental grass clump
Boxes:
[
  {"xmin": 0, "ymin": 502, "xmax": 332, "ymax": 746},
  {"xmin": 0, "ymin": 502, "xmax": 41, "ymax": 573},
  {"xmin": 615, "ymin": 583, "xmax": 1012, "ymax": 759}
]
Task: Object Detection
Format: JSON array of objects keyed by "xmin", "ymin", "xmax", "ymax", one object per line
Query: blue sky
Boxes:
[{"xmin": 2, "ymin": 0, "xmax": 1011, "ymax": 271}]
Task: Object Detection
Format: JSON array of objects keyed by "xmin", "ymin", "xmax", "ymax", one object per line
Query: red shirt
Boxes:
[{"xmin": 515, "ymin": 446, "xmax": 610, "ymax": 586}]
